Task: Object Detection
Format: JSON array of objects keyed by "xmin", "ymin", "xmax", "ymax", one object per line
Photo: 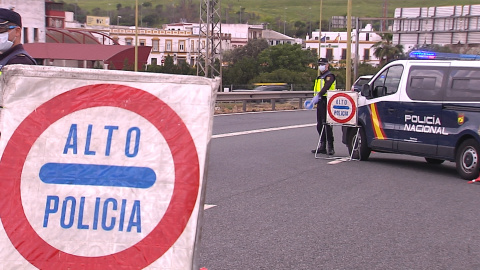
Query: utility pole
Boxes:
[
  {"xmin": 197, "ymin": 0, "xmax": 222, "ymax": 80},
  {"xmin": 317, "ymin": 0, "xmax": 323, "ymax": 76},
  {"xmin": 346, "ymin": 0, "xmax": 352, "ymax": 91},
  {"xmin": 134, "ymin": 0, "xmax": 138, "ymax": 72},
  {"xmin": 382, "ymin": 0, "xmax": 388, "ymax": 31}
]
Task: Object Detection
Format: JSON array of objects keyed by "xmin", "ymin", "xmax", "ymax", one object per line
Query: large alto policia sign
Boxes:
[
  {"xmin": 326, "ymin": 91, "xmax": 358, "ymax": 126},
  {"xmin": 0, "ymin": 65, "xmax": 219, "ymax": 269}
]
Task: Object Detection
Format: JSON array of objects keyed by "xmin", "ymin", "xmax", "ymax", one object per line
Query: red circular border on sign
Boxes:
[
  {"xmin": 327, "ymin": 92, "xmax": 357, "ymax": 124},
  {"xmin": 0, "ymin": 84, "xmax": 200, "ymax": 269}
]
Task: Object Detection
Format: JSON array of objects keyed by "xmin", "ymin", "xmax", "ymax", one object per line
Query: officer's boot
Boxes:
[
  {"xmin": 312, "ymin": 142, "xmax": 327, "ymax": 154},
  {"xmin": 327, "ymin": 142, "xmax": 335, "ymax": 156}
]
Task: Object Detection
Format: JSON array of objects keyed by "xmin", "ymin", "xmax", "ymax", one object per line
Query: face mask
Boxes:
[
  {"xmin": 319, "ymin": 65, "xmax": 326, "ymax": 72},
  {"xmin": 0, "ymin": 32, "xmax": 13, "ymax": 53}
]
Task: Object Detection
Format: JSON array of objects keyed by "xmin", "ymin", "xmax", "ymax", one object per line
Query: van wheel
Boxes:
[
  {"xmin": 456, "ymin": 139, "xmax": 480, "ymax": 180},
  {"xmin": 347, "ymin": 127, "xmax": 371, "ymax": 160},
  {"xmin": 425, "ymin": 158, "xmax": 444, "ymax": 164}
]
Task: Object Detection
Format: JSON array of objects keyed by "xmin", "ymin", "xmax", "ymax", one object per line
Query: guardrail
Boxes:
[{"xmin": 216, "ymin": 91, "xmax": 314, "ymax": 112}]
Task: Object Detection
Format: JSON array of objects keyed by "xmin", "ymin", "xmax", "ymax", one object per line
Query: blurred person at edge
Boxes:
[
  {"xmin": 0, "ymin": 8, "xmax": 36, "ymax": 68},
  {"xmin": 311, "ymin": 58, "xmax": 336, "ymax": 155}
]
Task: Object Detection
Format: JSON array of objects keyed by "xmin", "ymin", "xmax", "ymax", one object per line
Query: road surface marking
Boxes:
[
  {"xmin": 212, "ymin": 123, "xmax": 315, "ymax": 139},
  {"xmin": 328, "ymin": 157, "xmax": 350, "ymax": 164},
  {"xmin": 204, "ymin": 204, "xmax": 217, "ymax": 210}
]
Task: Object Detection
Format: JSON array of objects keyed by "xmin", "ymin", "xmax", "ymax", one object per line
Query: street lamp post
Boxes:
[{"xmin": 117, "ymin": 15, "xmax": 121, "ymax": 25}]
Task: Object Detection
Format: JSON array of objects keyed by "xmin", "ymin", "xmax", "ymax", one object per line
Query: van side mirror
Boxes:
[{"xmin": 361, "ymin": 84, "xmax": 371, "ymax": 97}]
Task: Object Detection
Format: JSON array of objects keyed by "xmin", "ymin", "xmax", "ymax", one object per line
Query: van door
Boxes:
[
  {"xmin": 396, "ymin": 64, "xmax": 449, "ymax": 156},
  {"xmin": 364, "ymin": 65, "xmax": 404, "ymax": 150}
]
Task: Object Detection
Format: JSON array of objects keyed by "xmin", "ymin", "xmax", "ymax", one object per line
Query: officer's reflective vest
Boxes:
[{"xmin": 313, "ymin": 71, "xmax": 336, "ymax": 96}]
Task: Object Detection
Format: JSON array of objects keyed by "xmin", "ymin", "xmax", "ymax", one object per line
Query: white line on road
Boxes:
[
  {"xmin": 327, "ymin": 157, "xmax": 351, "ymax": 164},
  {"xmin": 204, "ymin": 204, "xmax": 217, "ymax": 210},
  {"xmin": 212, "ymin": 123, "xmax": 316, "ymax": 139}
]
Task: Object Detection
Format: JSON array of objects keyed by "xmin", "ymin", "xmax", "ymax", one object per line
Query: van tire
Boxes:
[
  {"xmin": 456, "ymin": 139, "xmax": 480, "ymax": 180},
  {"xmin": 347, "ymin": 127, "xmax": 371, "ymax": 160},
  {"xmin": 425, "ymin": 158, "xmax": 444, "ymax": 164}
]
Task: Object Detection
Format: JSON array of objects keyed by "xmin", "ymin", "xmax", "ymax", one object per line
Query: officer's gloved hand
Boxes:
[
  {"xmin": 312, "ymin": 94, "xmax": 319, "ymax": 104},
  {"xmin": 304, "ymin": 99, "xmax": 314, "ymax": 110}
]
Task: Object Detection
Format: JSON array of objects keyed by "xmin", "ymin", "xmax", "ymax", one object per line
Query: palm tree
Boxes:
[{"xmin": 372, "ymin": 33, "xmax": 404, "ymax": 66}]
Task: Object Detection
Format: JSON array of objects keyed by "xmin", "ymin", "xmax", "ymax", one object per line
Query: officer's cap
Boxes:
[
  {"xmin": 0, "ymin": 8, "xmax": 21, "ymax": 27},
  {"xmin": 318, "ymin": 58, "xmax": 329, "ymax": 65}
]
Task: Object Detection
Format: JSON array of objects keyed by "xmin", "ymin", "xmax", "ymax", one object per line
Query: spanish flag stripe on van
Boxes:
[{"xmin": 370, "ymin": 103, "xmax": 386, "ymax": 140}]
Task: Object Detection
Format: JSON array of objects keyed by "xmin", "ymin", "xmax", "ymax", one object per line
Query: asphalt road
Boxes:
[{"xmin": 198, "ymin": 109, "xmax": 480, "ymax": 270}]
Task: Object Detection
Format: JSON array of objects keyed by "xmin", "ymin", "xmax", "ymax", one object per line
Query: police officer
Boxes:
[
  {"xmin": 311, "ymin": 58, "xmax": 336, "ymax": 155},
  {"xmin": 0, "ymin": 8, "xmax": 36, "ymax": 68}
]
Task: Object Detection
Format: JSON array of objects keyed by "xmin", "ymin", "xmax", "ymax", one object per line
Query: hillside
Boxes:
[
  {"xmin": 60, "ymin": 0, "xmax": 480, "ymax": 35},
  {"xmin": 61, "ymin": 0, "xmax": 480, "ymax": 21}
]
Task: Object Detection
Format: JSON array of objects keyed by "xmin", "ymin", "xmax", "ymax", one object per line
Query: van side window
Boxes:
[
  {"xmin": 447, "ymin": 68, "xmax": 480, "ymax": 101},
  {"xmin": 371, "ymin": 65, "xmax": 403, "ymax": 98},
  {"xmin": 406, "ymin": 67, "xmax": 446, "ymax": 101}
]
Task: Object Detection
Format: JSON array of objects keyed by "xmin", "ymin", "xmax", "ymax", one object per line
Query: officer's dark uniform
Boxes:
[
  {"xmin": 0, "ymin": 44, "xmax": 36, "ymax": 66},
  {"xmin": 312, "ymin": 58, "xmax": 336, "ymax": 155}
]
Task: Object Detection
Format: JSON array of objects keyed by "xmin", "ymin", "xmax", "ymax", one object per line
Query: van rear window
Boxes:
[
  {"xmin": 406, "ymin": 67, "xmax": 446, "ymax": 101},
  {"xmin": 447, "ymin": 68, "xmax": 480, "ymax": 102}
]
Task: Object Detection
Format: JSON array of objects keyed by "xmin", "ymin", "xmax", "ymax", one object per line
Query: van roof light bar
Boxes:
[{"xmin": 409, "ymin": 50, "xmax": 480, "ymax": 61}]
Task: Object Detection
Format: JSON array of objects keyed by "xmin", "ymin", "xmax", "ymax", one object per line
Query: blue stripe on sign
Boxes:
[
  {"xmin": 39, "ymin": 163, "xmax": 156, "ymax": 188},
  {"xmin": 333, "ymin": 105, "xmax": 350, "ymax": 110}
]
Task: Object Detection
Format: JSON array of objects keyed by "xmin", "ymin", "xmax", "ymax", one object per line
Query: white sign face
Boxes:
[
  {"xmin": 24, "ymin": 106, "xmax": 173, "ymax": 256},
  {"xmin": 326, "ymin": 91, "xmax": 358, "ymax": 126},
  {"xmin": 0, "ymin": 66, "xmax": 219, "ymax": 269}
]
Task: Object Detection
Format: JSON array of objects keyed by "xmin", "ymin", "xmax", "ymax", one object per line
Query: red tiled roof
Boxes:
[
  {"xmin": 23, "ymin": 43, "xmax": 152, "ymax": 70},
  {"xmin": 24, "ymin": 43, "xmax": 135, "ymax": 61}
]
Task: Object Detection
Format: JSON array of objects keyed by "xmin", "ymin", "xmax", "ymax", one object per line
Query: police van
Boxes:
[{"xmin": 342, "ymin": 56, "xmax": 480, "ymax": 179}]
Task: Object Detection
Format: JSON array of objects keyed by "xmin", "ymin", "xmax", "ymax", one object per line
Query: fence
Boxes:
[{"xmin": 216, "ymin": 91, "xmax": 314, "ymax": 112}]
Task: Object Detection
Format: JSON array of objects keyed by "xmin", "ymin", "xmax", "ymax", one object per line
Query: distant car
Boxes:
[
  {"xmin": 351, "ymin": 75, "xmax": 373, "ymax": 92},
  {"xmin": 232, "ymin": 85, "xmax": 289, "ymax": 92},
  {"xmin": 252, "ymin": 85, "xmax": 289, "ymax": 91}
]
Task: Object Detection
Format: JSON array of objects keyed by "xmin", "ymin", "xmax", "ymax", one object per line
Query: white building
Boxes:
[
  {"xmin": 305, "ymin": 24, "xmax": 383, "ymax": 66},
  {"xmin": 221, "ymin": 23, "xmax": 298, "ymax": 49},
  {"xmin": 109, "ymin": 22, "xmax": 231, "ymax": 66},
  {"xmin": 392, "ymin": 4, "xmax": 480, "ymax": 52}
]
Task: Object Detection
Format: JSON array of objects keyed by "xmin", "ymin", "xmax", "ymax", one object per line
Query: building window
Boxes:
[
  {"xmin": 326, "ymin": 48, "xmax": 333, "ymax": 60},
  {"xmin": 191, "ymin": 40, "xmax": 195, "ymax": 52},
  {"xmin": 34, "ymin": 28, "xmax": 39, "ymax": 42},
  {"xmin": 125, "ymin": 38, "xmax": 133, "ymax": 46},
  {"xmin": 23, "ymin": 28, "xmax": 29, "ymax": 43},
  {"xmin": 179, "ymin": 40, "xmax": 185, "ymax": 52},
  {"xmin": 341, "ymin": 48, "xmax": 347, "ymax": 60},
  {"xmin": 139, "ymin": 39, "xmax": 146, "ymax": 46},
  {"xmin": 152, "ymin": 39, "xmax": 159, "ymax": 52},
  {"xmin": 364, "ymin": 49, "xmax": 370, "ymax": 60},
  {"xmin": 151, "ymin": 58, "xmax": 157, "ymax": 65},
  {"xmin": 166, "ymin": 40, "xmax": 172, "ymax": 51}
]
